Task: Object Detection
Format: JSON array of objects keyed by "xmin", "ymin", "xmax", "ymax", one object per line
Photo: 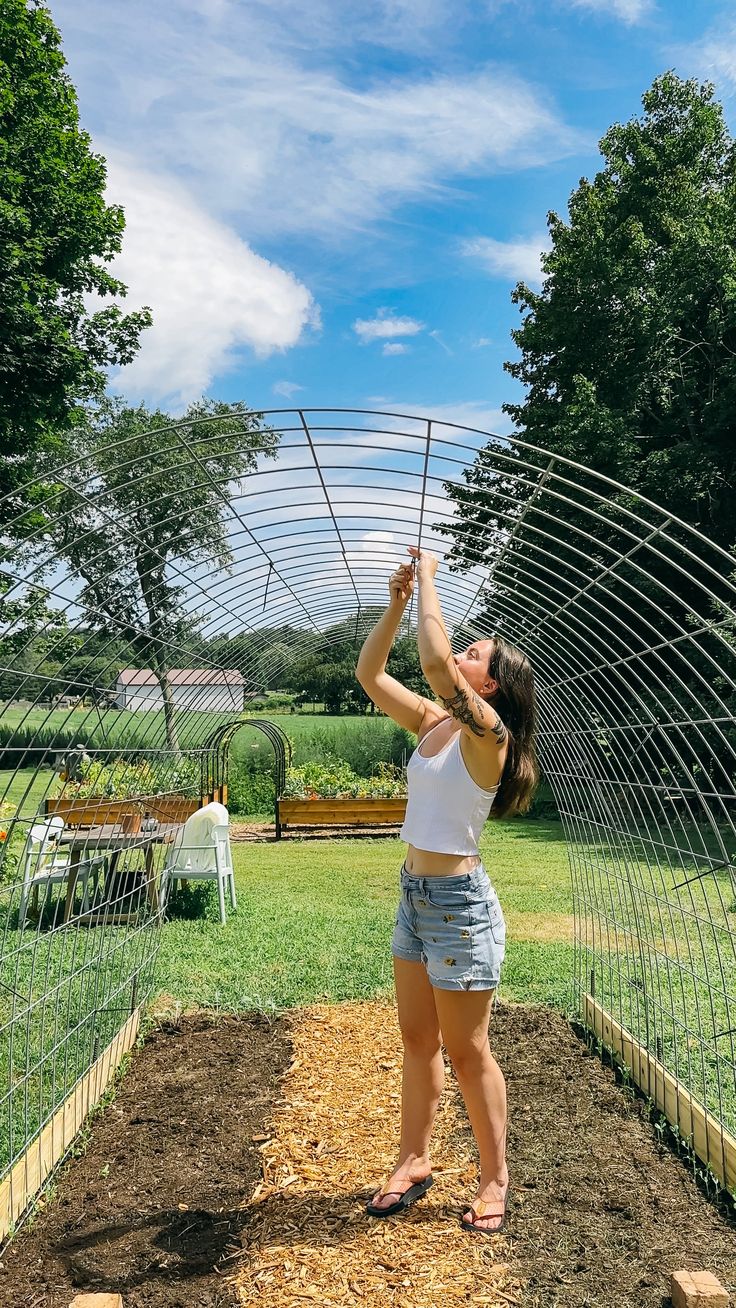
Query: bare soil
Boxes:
[{"xmin": 1, "ymin": 1003, "xmax": 735, "ymax": 1308}]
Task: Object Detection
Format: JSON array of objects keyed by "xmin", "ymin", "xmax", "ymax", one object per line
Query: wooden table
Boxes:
[{"xmin": 57, "ymin": 822, "xmax": 182, "ymax": 923}]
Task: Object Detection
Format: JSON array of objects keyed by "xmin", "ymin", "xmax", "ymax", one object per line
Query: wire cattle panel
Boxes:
[{"xmin": 0, "ymin": 407, "xmax": 734, "ymax": 1234}]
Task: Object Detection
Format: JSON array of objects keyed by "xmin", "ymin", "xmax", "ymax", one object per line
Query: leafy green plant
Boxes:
[
  {"xmin": 0, "ymin": 801, "xmax": 23, "ymax": 885},
  {"xmin": 282, "ymin": 757, "xmax": 406, "ymax": 800},
  {"xmin": 52, "ymin": 757, "xmax": 200, "ymax": 800}
]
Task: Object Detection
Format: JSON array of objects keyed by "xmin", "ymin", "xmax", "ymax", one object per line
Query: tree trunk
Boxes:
[{"xmin": 156, "ymin": 664, "xmax": 181, "ymax": 755}]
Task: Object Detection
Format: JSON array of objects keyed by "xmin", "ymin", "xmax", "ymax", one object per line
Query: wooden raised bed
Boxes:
[
  {"xmin": 45, "ymin": 794, "xmax": 203, "ymax": 829},
  {"xmin": 142, "ymin": 795, "xmax": 201, "ymax": 823},
  {"xmin": 45, "ymin": 797, "xmax": 143, "ymax": 830},
  {"xmin": 276, "ymin": 796, "xmax": 406, "ymax": 838}
]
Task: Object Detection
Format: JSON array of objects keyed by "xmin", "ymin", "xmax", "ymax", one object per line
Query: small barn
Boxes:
[{"xmin": 115, "ymin": 668, "xmax": 245, "ymax": 713}]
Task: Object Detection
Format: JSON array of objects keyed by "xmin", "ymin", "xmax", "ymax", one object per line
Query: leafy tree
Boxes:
[
  {"xmin": 0, "ymin": 574, "xmax": 73, "ymax": 701},
  {"xmin": 50, "ymin": 398, "xmax": 277, "ymax": 750},
  {"xmin": 504, "ymin": 72, "xmax": 736, "ymax": 545},
  {"xmin": 446, "ymin": 73, "xmax": 736, "ymax": 635},
  {"xmin": 0, "ymin": 0, "xmax": 150, "ymax": 524},
  {"xmin": 285, "ymin": 612, "xmax": 428, "ymax": 714},
  {"xmin": 444, "ymin": 73, "xmax": 736, "ymax": 799}
]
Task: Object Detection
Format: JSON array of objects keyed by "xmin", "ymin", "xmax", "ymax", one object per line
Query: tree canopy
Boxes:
[
  {"xmin": 0, "ymin": 0, "xmax": 150, "ymax": 524},
  {"xmin": 502, "ymin": 72, "xmax": 736, "ymax": 547},
  {"xmin": 50, "ymin": 398, "xmax": 277, "ymax": 749}
]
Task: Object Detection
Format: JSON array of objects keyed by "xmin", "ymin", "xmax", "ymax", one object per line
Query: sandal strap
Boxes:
[{"xmin": 470, "ymin": 1196, "xmax": 506, "ymax": 1219}]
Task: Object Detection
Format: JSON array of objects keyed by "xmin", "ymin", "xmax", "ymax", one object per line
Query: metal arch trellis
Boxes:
[
  {"xmin": 202, "ymin": 717, "xmax": 292, "ymax": 836},
  {"xmin": 0, "ymin": 406, "xmax": 734, "ymax": 1241}
]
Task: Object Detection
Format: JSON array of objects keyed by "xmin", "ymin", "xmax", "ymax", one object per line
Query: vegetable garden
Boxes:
[{"xmin": 0, "ymin": 408, "xmax": 734, "ymax": 1307}]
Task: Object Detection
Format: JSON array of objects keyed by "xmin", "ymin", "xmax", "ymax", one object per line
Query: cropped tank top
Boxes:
[{"xmin": 399, "ymin": 720, "xmax": 500, "ymax": 856}]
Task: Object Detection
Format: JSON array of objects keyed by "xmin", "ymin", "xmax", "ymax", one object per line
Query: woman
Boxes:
[{"xmin": 356, "ymin": 546, "xmax": 539, "ymax": 1234}]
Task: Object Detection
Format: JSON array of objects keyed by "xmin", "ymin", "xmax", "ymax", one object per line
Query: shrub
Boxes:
[
  {"xmin": 277, "ymin": 720, "xmax": 413, "ymax": 775},
  {"xmin": 227, "ymin": 762, "xmax": 276, "ymax": 815}
]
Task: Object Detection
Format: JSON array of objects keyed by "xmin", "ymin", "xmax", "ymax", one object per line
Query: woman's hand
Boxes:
[
  {"xmin": 389, "ymin": 562, "xmax": 415, "ymax": 606},
  {"xmin": 407, "ymin": 545, "xmax": 438, "ymax": 581}
]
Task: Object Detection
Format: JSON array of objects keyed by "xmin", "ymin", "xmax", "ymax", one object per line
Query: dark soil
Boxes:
[
  {"xmin": 2, "ymin": 1003, "xmax": 735, "ymax": 1308},
  {"xmin": 478, "ymin": 1002, "xmax": 736, "ymax": 1307},
  {"xmin": 0, "ymin": 1012, "xmax": 292, "ymax": 1308}
]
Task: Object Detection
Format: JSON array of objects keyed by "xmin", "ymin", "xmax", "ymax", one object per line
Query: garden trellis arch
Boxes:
[
  {"xmin": 0, "ymin": 406, "xmax": 734, "ymax": 1239},
  {"xmin": 203, "ymin": 717, "xmax": 292, "ymax": 835}
]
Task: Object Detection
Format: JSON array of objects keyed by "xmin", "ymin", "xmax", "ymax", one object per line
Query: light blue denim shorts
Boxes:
[{"xmin": 391, "ymin": 862, "xmax": 506, "ymax": 992}]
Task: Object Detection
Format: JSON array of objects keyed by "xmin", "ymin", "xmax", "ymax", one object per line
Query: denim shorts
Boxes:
[{"xmin": 391, "ymin": 863, "xmax": 506, "ymax": 992}]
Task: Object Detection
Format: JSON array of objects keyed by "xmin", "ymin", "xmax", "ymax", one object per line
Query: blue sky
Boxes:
[{"xmin": 54, "ymin": 0, "xmax": 736, "ymax": 431}]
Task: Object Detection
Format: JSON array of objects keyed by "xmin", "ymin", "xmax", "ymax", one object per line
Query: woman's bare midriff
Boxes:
[{"xmin": 404, "ymin": 844, "xmax": 481, "ymax": 877}]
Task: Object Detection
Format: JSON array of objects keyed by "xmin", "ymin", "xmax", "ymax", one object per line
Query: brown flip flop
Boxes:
[{"xmin": 461, "ymin": 1189, "xmax": 510, "ymax": 1235}]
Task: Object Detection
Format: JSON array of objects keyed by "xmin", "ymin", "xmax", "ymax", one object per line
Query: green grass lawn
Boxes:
[
  {"xmin": 0, "ymin": 767, "xmax": 57, "ymax": 818},
  {"xmin": 0, "ymin": 819, "xmax": 575, "ymax": 1176},
  {"xmin": 155, "ymin": 820, "xmax": 577, "ymax": 1013}
]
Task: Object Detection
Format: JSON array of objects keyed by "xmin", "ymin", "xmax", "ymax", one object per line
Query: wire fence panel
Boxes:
[{"xmin": 0, "ymin": 408, "xmax": 734, "ymax": 1231}]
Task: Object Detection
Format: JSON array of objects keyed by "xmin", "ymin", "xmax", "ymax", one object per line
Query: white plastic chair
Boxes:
[
  {"xmin": 159, "ymin": 802, "xmax": 236, "ymax": 925},
  {"xmin": 18, "ymin": 818, "xmax": 104, "ymax": 928}
]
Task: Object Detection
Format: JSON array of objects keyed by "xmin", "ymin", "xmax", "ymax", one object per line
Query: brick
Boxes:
[
  {"xmin": 68, "ymin": 1296, "xmax": 123, "ymax": 1308},
  {"xmin": 671, "ymin": 1269, "xmax": 729, "ymax": 1308}
]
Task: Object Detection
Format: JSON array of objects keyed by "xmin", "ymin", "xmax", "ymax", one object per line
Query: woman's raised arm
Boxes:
[{"xmin": 356, "ymin": 562, "xmax": 438, "ymax": 735}]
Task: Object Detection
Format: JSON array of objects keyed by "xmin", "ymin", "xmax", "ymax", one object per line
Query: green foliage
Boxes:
[
  {"xmin": 47, "ymin": 398, "xmax": 278, "ymax": 749},
  {"xmin": 0, "ymin": 799, "xmax": 21, "ymax": 884},
  {"xmin": 505, "ymin": 72, "xmax": 736, "ymax": 546},
  {"xmin": 226, "ymin": 762, "xmax": 276, "ymax": 815},
  {"xmin": 0, "ymin": 0, "xmax": 150, "ymax": 523},
  {"xmin": 0, "ymin": 708, "xmax": 187, "ymax": 768},
  {"xmin": 226, "ymin": 715, "xmax": 414, "ymax": 813},
  {"xmin": 52, "ymin": 756, "xmax": 200, "ymax": 799},
  {"xmin": 246, "ymin": 691, "xmax": 296, "ymax": 711},
  {"xmin": 286, "ymin": 615, "xmax": 427, "ymax": 714},
  {"xmin": 283, "ymin": 718, "xmax": 414, "ymax": 775},
  {"xmin": 282, "ymin": 758, "xmax": 406, "ymax": 799},
  {"xmin": 443, "ymin": 72, "xmax": 736, "ymax": 800}
]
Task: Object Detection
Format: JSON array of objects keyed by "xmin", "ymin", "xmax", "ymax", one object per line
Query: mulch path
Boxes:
[
  {"xmin": 230, "ymin": 821, "xmax": 403, "ymax": 842},
  {"xmin": 2, "ymin": 1001, "xmax": 735, "ymax": 1308}
]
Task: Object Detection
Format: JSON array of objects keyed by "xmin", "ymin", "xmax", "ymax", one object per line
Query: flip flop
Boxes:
[
  {"xmin": 365, "ymin": 1174, "xmax": 433, "ymax": 1218},
  {"xmin": 460, "ymin": 1189, "xmax": 510, "ymax": 1235}
]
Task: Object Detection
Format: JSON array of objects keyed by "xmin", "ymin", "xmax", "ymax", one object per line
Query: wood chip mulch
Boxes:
[{"xmin": 234, "ymin": 1000, "xmax": 520, "ymax": 1308}]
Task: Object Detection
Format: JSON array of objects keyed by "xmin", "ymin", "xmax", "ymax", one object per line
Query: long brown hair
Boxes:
[{"xmin": 485, "ymin": 635, "xmax": 539, "ymax": 819}]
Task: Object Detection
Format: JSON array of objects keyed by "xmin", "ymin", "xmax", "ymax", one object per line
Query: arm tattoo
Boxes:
[{"xmin": 439, "ymin": 688, "xmax": 509, "ymax": 744}]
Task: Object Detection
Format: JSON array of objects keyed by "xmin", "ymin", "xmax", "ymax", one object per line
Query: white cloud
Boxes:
[
  {"xmin": 383, "ymin": 342, "xmax": 410, "ymax": 356},
  {"xmin": 675, "ymin": 20, "xmax": 736, "ymax": 94},
  {"xmin": 56, "ymin": 2, "xmax": 583, "ymax": 239},
  {"xmin": 460, "ymin": 233, "xmax": 550, "ymax": 286},
  {"xmin": 473, "ymin": 337, "xmax": 494, "ymax": 348},
  {"xmin": 354, "ymin": 311, "xmax": 425, "ymax": 342},
  {"xmin": 103, "ymin": 156, "xmax": 319, "ymax": 408},
  {"xmin": 565, "ymin": 0, "xmax": 651, "ymax": 22},
  {"xmin": 273, "ymin": 381, "xmax": 305, "ymax": 398}
]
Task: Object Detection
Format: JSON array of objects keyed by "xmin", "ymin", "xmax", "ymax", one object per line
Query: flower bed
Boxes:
[
  {"xmin": 277, "ymin": 760, "xmax": 406, "ymax": 836},
  {"xmin": 45, "ymin": 758, "xmax": 203, "ymax": 828}
]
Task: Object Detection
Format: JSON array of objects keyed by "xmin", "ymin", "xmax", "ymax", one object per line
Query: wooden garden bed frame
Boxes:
[{"xmin": 276, "ymin": 796, "xmax": 406, "ymax": 838}]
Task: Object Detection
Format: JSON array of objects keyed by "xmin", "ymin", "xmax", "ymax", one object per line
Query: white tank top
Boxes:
[{"xmin": 399, "ymin": 721, "xmax": 500, "ymax": 856}]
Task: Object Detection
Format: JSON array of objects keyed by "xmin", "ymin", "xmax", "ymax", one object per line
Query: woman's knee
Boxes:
[
  {"xmin": 444, "ymin": 1037, "xmax": 492, "ymax": 1076},
  {"xmin": 400, "ymin": 1023, "xmax": 443, "ymax": 1059}
]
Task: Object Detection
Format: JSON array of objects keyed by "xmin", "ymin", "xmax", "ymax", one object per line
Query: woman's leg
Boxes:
[
  {"xmin": 432, "ymin": 987, "xmax": 508, "ymax": 1231},
  {"xmin": 369, "ymin": 956, "xmax": 445, "ymax": 1208}
]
